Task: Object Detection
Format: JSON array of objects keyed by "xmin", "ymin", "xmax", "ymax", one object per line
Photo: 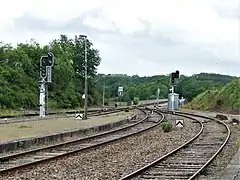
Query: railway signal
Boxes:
[
  {"xmin": 39, "ymin": 52, "xmax": 54, "ymax": 118},
  {"xmin": 40, "ymin": 65, "xmax": 47, "ymax": 78},
  {"xmin": 169, "ymin": 70, "xmax": 180, "ymax": 111},
  {"xmin": 175, "ymin": 70, "xmax": 180, "ymax": 78},
  {"xmin": 170, "ymin": 70, "xmax": 180, "ymax": 85},
  {"xmin": 46, "ymin": 52, "xmax": 54, "ymax": 66},
  {"xmin": 171, "ymin": 73, "xmax": 175, "ymax": 84}
]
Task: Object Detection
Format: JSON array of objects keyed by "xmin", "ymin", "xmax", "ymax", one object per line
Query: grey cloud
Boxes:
[
  {"xmin": 11, "ymin": 14, "xmax": 115, "ymax": 36},
  {"xmin": 11, "ymin": 9, "xmax": 180, "ymax": 47},
  {"xmin": 213, "ymin": 0, "xmax": 239, "ymax": 19},
  {"xmin": 216, "ymin": 7, "xmax": 239, "ymax": 19},
  {"xmin": 7, "ymin": 8, "xmax": 240, "ymax": 77}
]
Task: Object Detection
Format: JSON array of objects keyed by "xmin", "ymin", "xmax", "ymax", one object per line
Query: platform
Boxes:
[{"xmin": 0, "ymin": 110, "xmax": 136, "ymax": 142}]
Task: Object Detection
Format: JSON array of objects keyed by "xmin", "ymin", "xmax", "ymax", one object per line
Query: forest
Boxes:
[{"xmin": 0, "ymin": 34, "xmax": 238, "ymax": 111}]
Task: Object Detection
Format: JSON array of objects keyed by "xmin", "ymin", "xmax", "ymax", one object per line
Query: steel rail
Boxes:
[
  {"xmin": 175, "ymin": 111, "xmax": 231, "ymax": 180},
  {"xmin": 0, "ymin": 108, "xmax": 164, "ymax": 175},
  {"xmin": 119, "ymin": 111, "xmax": 204, "ymax": 180},
  {"xmin": 0, "ymin": 101, "xmax": 168, "ymax": 119},
  {"xmin": 120, "ymin": 110, "xmax": 230, "ymax": 180},
  {"xmin": 0, "ymin": 109, "xmax": 125, "ymax": 125}
]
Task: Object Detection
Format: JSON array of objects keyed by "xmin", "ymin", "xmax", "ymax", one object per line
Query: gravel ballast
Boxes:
[
  {"xmin": 1, "ymin": 114, "xmax": 201, "ymax": 180},
  {"xmin": 196, "ymin": 123, "xmax": 240, "ymax": 180},
  {"xmin": 179, "ymin": 109, "xmax": 240, "ymax": 179}
]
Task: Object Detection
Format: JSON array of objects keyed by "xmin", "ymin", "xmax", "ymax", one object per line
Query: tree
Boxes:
[
  {"xmin": 0, "ymin": 35, "xmax": 237, "ymax": 111},
  {"xmin": 0, "ymin": 34, "xmax": 102, "ymax": 109}
]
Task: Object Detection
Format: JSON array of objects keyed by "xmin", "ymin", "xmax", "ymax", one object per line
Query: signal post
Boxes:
[
  {"xmin": 39, "ymin": 52, "xmax": 54, "ymax": 118},
  {"xmin": 169, "ymin": 70, "xmax": 180, "ymax": 110}
]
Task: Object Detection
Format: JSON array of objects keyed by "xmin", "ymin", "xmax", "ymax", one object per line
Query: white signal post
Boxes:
[
  {"xmin": 39, "ymin": 80, "xmax": 46, "ymax": 117},
  {"xmin": 39, "ymin": 52, "xmax": 54, "ymax": 118},
  {"xmin": 171, "ymin": 85, "xmax": 174, "ymax": 111}
]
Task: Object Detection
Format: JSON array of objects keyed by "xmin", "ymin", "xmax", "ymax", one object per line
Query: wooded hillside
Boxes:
[
  {"xmin": 0, "ymin": 35, "xmax": 238, "ymax": 111},
  {"xmin": 183, "ymin": 79, "xmax": 240, "ymax": 113}
]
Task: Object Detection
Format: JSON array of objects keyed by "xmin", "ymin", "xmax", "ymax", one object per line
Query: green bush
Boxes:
[
  {"xmin": 160, "ymin": 121, "xmax": 172, "ymax": 132},
  {"xmin": 133, "ymin": 97, "xmax": 139, "ymax": 105}
]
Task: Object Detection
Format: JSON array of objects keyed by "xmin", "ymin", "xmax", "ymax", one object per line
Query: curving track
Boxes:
[
  {"xmin": 0, "ymin": 108, "xmax": 164, "ymax": 176},
  {"xmin": 120, "ymin": 110, "xmax": 230, "ymax": 180}
]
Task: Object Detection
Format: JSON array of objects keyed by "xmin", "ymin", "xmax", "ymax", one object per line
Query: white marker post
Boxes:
[
  {"xmin": 176, "ymin": 119, "xmax": 184, "ymax": 128},
  {"xmin": 75, "ymin": 114, "xmax": 83, "ymax": 120}
]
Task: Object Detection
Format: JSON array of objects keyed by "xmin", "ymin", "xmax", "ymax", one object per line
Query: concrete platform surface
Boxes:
[
  {"xmin": 217, "ymin": 147, "xmax": 240, "ymax": 180},
  {"xmin": 0, "ymin": 111, "xmax": 135, "ymax": 142}
]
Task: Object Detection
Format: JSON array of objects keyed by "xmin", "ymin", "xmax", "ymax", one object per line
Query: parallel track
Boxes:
[
  {"xmin": 0, "ymin": 108, "xmax": 164, "ymax": 175},
  {"xmin": 0, "ymin": 100, "xmax": 168, "ymax": 119},
  {"xmin": 120, "ymin": 110, "xmax": 230, "ymax": 180},
  {"xmin": 0, "ymin": 109, "xmax": 127, "ymax": 125}
]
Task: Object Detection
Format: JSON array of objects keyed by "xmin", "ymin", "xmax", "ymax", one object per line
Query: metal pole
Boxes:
[
  {"xmin": 83, "ymin": 37, "xmax": 88, "ymax": 120},
  {"xmin": 39, "ymin": 79, "xmax": 46, "ymax": 118},
  {"xmin": 171, "ymin": 85, "xmax": 174, "ymax": 110},
  {"xmin": 46, "ymin": 83, "xmax": 48, "ymax": 115},
  {"xmin": 102, "ymin": 82, "xmax": 105, "ymax": 107},
  {"xmin": 157, "ymin": 87, "xmax": 160, "ymax": 106}
]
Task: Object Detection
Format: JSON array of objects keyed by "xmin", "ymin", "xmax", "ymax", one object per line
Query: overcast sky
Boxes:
[{"xmin": 0, "ymin": 0, "xmax": 239, "ymax": 77}]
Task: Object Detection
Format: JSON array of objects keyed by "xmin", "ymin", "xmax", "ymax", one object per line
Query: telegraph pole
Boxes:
[
  {"xmin": 102, "ymin": 82, "xmax": 105, "ymax": 107},
  {"xmin": 157, "ymin": 87, "xmax": 160, "ymax": 106},
  {"xmin": 80, "ymin": 35, "xmax": 88, "ymax": 120},
  {"xmin": 171, "ymin": 85, "xmax": 174, "ymax": 110}
]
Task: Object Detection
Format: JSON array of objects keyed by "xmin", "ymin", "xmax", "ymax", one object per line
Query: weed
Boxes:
[{"xmin": 160, "ymin": 121, "xmax": 172, "ymax": 132}]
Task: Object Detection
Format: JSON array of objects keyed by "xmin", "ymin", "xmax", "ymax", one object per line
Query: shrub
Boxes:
[
  {"xmin": 133, "ymin": 97, "xmax": 139, "ymax": 105},
  {"xmin": 160, "ymin": 121, "xmax": 172, "ymax": 132}
]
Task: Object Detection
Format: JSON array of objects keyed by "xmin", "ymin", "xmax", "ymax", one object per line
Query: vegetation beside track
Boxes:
[{"xmin": 183, "ymin": 78, "xmax": 240, "ymax": 114}]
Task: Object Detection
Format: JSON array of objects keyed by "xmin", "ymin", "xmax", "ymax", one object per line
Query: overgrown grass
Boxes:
[
  {"xmin": 0, "ymin": 109, "xmax": 25, "ymax": 117},
  {"xmin": 160, "ymin": 121, "xmax": 172, "ymax": 132},
  {"xmin": 183, "ymin": 79, "xmax": 240, "ymax": 113}
]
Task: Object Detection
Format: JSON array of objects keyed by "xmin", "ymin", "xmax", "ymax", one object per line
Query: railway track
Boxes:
[
  {"xmin": 120, "ymin": 110, "xmax": 230, "ymax": 180},
  {"xmin": 0, "ymin": 108, "xmax": 126, "ymax": 125},
  {"xmin": 0, "ymin": 100, "xmax": 168, "ymax": 119},
  {"xmin": 0, "ymin": 108, "xmax": 164, "ymax": 175}
]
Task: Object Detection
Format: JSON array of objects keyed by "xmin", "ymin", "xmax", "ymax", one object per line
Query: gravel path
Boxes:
[{"xmin": 0, "ymin": 113, "xmax": 201, "ymax": 180}]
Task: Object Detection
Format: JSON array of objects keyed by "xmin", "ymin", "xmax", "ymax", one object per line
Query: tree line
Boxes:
[
  {"xmin": 0, "ymin": 34, "xmax": 238, "ymax": 110},
  {"xmin": 95, "ymin": 73, "xmax": 237, "ymax": 105}
]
